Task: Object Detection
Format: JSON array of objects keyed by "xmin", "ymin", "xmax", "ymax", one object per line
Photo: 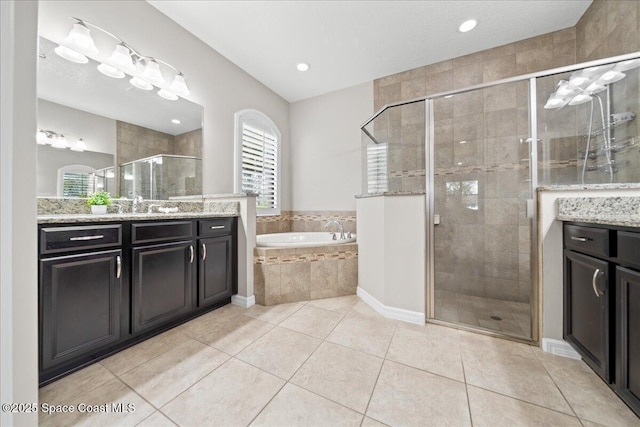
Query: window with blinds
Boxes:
[
  {"xmin": 236, "ymin": 110, "xmax": 281, "ymax": 215},
  {"xmin": 366, "ymin": 143, "xmax": 388, "ymax": 194},
  {"xmin": 62, "ymin": 172, "xmax": 93, "ymax": 197}
]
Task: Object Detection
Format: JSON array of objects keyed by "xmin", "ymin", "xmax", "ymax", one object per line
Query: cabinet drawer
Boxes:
[
  {"xmin": 617, "ymin": 231, "xmax": 640, "ymax": 267},
  {"xmin": 564, "ymin": 224, "xmax": 610, "ymax": 257},
  {"xmin": 40, "ymin": 225, "xmax": 121, "ymax": 254},
  {"xmin": 199, "ymin": 218, "xmax": 234, "ymax": 236},
  {"xmin": 132, "ymin": 221, "xmax": 193, "ymax": 244}
]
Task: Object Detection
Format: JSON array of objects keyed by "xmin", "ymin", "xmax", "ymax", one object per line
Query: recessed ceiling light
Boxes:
[
  {"xmin": 296, "ymin": 62, "xmax": 310, "ymax": 72},
  {"xmin": 171, "ymin": 119, "xmax": 181, "ymax": 124},
  {"xmin": 459, "ymin": 19, "xmax": 477, "ymax": 33}
]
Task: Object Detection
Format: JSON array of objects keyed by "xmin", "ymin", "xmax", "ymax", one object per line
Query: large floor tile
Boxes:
[
  {"xmin": 468, "ymin": 385, "xmax": 582, "ymax": 427},
  {"xmin": 361, "ymin": 417, "xmax": 390, "ymax": 427},
  {"xmin": 326, "ymin": 311, "xmax": 395, "ymax": 357},
  {"xmin": 243, "ymin": 302, "xmax": 306, "ymax": 324},
  {"xmin": 291, "ymin": 341, "xmax": 383, "ymax": 413},
  {"xmin": 461, "ymin": 348, "xmax": 573, "ymax": 414},
  {"xmin": 307, "ymin": 295, "xmax": 359, "ymax": 314},
  {"xmin": 39, "ymin": 378, "xmax": 154, "ymax": 427},
  {"xmin": 279, "ymin": 305, "xmax": 344, "ymax": 338},
  {"xmin": 458, "ymin": 329, "xmax": 536, "ymax": 359},
  {"xmin": 101, "ymin": 328, "xmax": 190, "ymax": 376},
  {"xmin": 386, "ymin": 327, "xmax": 464, "ymax": 381},
  {"xmin": 394, "ymin": 321, "xmax": 460, "ymax": 343},
  {"xmin": 162, "ymin": 358, "xmax": 285, "ymax": 427},
  {"xmin": 539, "ymin": 352, "xmax": 640, "ymax": 427},
  {"xmin": 39, "ymin": 362, "xmax": 116, "ymax": 406},
  {"xmin": 250, "ymin": 383, "xmax": 362, "ymax": 427},
  {"xmin": 120, "ymin": 338, "xmax": 229, "ymax": 407},
  {"xmin": 135, "ymin": 411, "xmax": 176, "ymax": 426},
  {"xmin": 367, "ymin": 360, "xmax": 471, "ymax": 427},
  {"xmin": 195, "ymin": 314, "xmax": 275, "ymax": 355},
  {"xmin": 236, "ymin": 326, "xmax": 321, "ymax": 379},
  {"xmin": 177, "ymin": 303, "xmax": 246, "ymax": 338}
]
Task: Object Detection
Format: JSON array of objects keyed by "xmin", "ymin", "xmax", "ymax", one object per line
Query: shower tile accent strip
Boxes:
[{"xmin": 254, "ymin": 244, "xmax": 358, "ymax": 305}]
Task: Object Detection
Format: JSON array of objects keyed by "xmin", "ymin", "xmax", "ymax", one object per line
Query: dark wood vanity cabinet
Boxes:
[
  {"xmin": 38, "ymin": 216, "xmax": 237, "ymax": 385},
  {"xmin": 39, "ymin": 225, "xmax": 123, "ymax": 379},
  {"xmin": 564, "ymin": 222, "xmax": 640, "ymax": 416}
]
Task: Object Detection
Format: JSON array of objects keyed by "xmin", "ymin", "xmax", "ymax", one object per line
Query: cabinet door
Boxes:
[
  {"xmin": 564, "ymin": 250, "xmax": 611, "ymax": 381},
  {"xmin": 616, "ymin": 266, "xmax": 640, "ymax": 414},
  {"xmin": 198, "ymin": 235, "xmax": 233, "ymax": 308},
  {"xmin": 132, "ymin": 241, "xmax": 194, "ymax": 334},
  {"xmin": 40, "ymin": 250, "xmax": 121, "ymax": 371}
]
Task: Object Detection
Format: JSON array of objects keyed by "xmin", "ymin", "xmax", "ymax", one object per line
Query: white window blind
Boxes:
[
  {"xmin": 367, "ymin": 143, "xmax": 388, "ymax": 194},
  {"xmin": 241, "ymin": 122, "xmax": 278, "ymax": 211}
]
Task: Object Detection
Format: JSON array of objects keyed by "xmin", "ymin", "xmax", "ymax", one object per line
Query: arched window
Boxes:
[{"xmin": 234, "ymin": 109, "xmax": 281, "ymax": 215}]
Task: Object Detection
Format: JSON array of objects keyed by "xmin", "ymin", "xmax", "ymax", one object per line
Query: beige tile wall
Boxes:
[
  {"xmin": 254, "ymin": 244, "xmax": 358, "ymax": 305},
  {"xmin": 256, "ymin": 211, "xmax": 357, "ymax": 235},
  {"xmin": 117, "ymin": 122, "xmax": 202, "ymax": 166}
]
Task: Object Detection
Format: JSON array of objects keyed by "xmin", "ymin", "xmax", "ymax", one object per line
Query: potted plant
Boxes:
[{"xmin": 86, "ymin": 191, "xmax": 112, "ymax": 214}]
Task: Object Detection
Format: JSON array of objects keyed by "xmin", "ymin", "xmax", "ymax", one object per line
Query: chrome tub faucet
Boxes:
[{"xmin": 324, "ymin": 220, "xmax": 345, "ymax": 240}]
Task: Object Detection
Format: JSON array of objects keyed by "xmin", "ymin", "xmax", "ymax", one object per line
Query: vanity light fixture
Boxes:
[
  {"xmin": 36, "ymin": 129, "xmax": 87, "ymax": 151},
  {"xmin": 458, "ymin": 19, "xmax": 477, "ymax": 33},
  {"xmin": 50, "ymin": 134, "xmax": 69, "ymax": 149},
  {"xmin": 70, "ymin": 138, "xmax": 87, "ymax": 152},
  {"xmin": 296, "ymin": 62, "xmax": 310, "ymax": 72},
  {"xmin": 55, "ymin": 17, "xmax": 190, "ymax": 101}
]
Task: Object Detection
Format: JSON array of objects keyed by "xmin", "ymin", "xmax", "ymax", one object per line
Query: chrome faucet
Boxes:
[
  {"xmin": 147, "ymin": 204, "xmax": 162, "ymax": 214},
  {"xmin": 112, "ymin": 203, "xmax": 124, "ymax": 214},
  {"xmin": 132, "ymin": 196, "xmax": 143, "ymax": 214},
  {"xmin": 324, "ymin": 220, "xmax": 345, "ymax": 240}
]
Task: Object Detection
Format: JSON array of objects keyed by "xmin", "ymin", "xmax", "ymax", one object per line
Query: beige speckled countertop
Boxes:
[
  {"xmin": 556, "ymin": 196, "xmax": 640, "ymax": 228},
  {"xmin": 38, "ymin": 211, "xmax": 237, "ymax": 224}
]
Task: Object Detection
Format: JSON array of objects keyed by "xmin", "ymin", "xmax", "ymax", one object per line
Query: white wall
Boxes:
[
  {"xmin": 0, "ymin": 1, "xmax": 39, "ymax": 425},
  {"xmin": 38, "ymin": 99, "xmax": 116, "ymax": 155},
  {"xmin": 290, "ymin": 82, "xmax": 373, "ymax": 211},
  {"xmin": 37, "ymin": 1, "xmax": 292, "ymax": 210}
]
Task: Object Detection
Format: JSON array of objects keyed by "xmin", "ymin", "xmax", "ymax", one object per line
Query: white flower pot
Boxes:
[{"xmin": 91, "ymin": 205, "xmax": 108, "ymax": 215}]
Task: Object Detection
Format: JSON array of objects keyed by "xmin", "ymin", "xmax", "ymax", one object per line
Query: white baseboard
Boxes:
[
  {"xmin": 232, "ymin": 294, "xmax": 255, "ymax": 308},
  {"xmin": 542, "ymin": 338, "xmax": 582, "ymax": 360},
  {"xmin": 357, "ymin": 287, "xmax": 425, "ymax": 325}
]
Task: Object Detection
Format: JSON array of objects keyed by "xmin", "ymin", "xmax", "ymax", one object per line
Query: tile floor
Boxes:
[
  {"xmin": 434, "ymin": 290, "xmax": 532, "ymax": 339},
  {"xmin": 39, "ymin": 295, "xmax": 639, "ymax": 427}
]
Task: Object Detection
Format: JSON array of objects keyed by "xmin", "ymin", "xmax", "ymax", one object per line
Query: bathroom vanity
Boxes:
[
  {"xmin": 561, "ymin": 212, "xmax": 640, "ymax": 417},
  {"xmin": 38, "ymin": 213, "xmax": 237, "ymax": 385}
]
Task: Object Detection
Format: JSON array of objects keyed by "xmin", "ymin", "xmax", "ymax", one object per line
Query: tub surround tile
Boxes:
[{"xmin": 250, "ymin": 383, "xmax": 363, "ymax": 427}]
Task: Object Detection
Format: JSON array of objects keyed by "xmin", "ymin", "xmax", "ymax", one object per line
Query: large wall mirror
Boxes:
[{"xmin": 36, "ymin": 36, "xmax": 204, "ymax": 199}]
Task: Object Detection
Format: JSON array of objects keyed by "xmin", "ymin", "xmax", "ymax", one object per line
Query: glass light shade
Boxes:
[
  {"xmin": 614, "ymin": 59, "xmax": 640, "ymax": 72},
  {"xmin": 458, "ymin": 19, "xmax": 477, "ymax": 32},
  {"xmin": 169, "ymin": 74, "xmax": 190, "ymax": 97},
  {"xmin": 568, "ymin": 74, "xmax": 591, "ymax": 87},
  {"xmin": 130, "ymin": 77, "xmax": 153, "ymax": 90},
  {"xmin": 585, "ymin": 82, "xmax": 606, "ymax": 94},
  {"xmin": 54, "ymin": 45, "xmax": 88, "ymax": 64},
  {"xmin": 70, "ymin": 138, "xmax": 87, "ymax": 152},
  {"xmin": 36, "ymin": 130, "xmax": 49, "ymax": 145},
  {"xmin": 157, "ymin": 88, "xmax": 178, "ymax": 101},
  {"xmin": 108, "ymin": 44, "xmax": 136, "ymax": 74},
  {"xmin": 63, "ymin": 22, "xmax": 98, "ymax": 55},
  {"xmin": 581, "ymin": 65, "xmax": 612, "ymax": 76},
  {"xmin": 50, "ymin": 135, "xmax": 68, "ymax": 149},
  {"xmin": 544, "ymin": 95, "xmax": 568, "ymax": 109},
  {"xmin": 556, "ymin": 82, "xmax": 578, "ymax": 97},
  {"xmin": 97, "ymin": 63, "xmax": 125, "ymax": 79},
  {"xmin": 141, "ymin": 60, "xmax": 164, "ymax": 86},
  {"xmin": 568, "ymin": 93, "xmax": 592, "ymax": 106},
  {"xmin": 598, "ymin": 70, "xmax": 626, "ymax": 84}
]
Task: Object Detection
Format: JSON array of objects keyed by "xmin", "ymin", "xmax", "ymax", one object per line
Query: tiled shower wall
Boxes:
[
  {"xmin": 117, "ymin": 121, "xmax": 202, "ymax": 165},
  {"xmin": 256, "ymin": 211, "xmax": 357, "ymax": 235}
]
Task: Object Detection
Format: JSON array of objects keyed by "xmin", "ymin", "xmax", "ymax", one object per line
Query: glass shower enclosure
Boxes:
[
  {"xmin": 361, "ymin": 53, "xmax": 640, "ymax": 342},
  {"xmin": 120, "ymin": 154, "xmax": 202, "ymax": 200}
]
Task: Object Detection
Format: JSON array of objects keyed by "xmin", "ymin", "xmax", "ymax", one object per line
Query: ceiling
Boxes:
[{"xmin": 148, "ymin": 0, "xmax": 592, "ymax": 103}]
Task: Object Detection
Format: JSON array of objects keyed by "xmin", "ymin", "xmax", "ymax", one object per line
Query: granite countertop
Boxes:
[
  {"xmin": 38, "ymin": 211, "xmax": 238, "ymax": 224},
  {"xmin": 355, "ymin": 191, "xmax": 426, "ymax": 198},
  {"xmin": 556, "ymin": 196, "xmax": 640, "ymax": 228},
  {"xmin": 539, "ymin": 183, "xmax": 640, "ymax": 191}
]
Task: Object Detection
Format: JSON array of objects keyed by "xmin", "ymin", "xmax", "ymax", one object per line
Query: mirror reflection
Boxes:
[{"xmin": 36, "ymin": 37, "xmax": 204, "ymax": 199}]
